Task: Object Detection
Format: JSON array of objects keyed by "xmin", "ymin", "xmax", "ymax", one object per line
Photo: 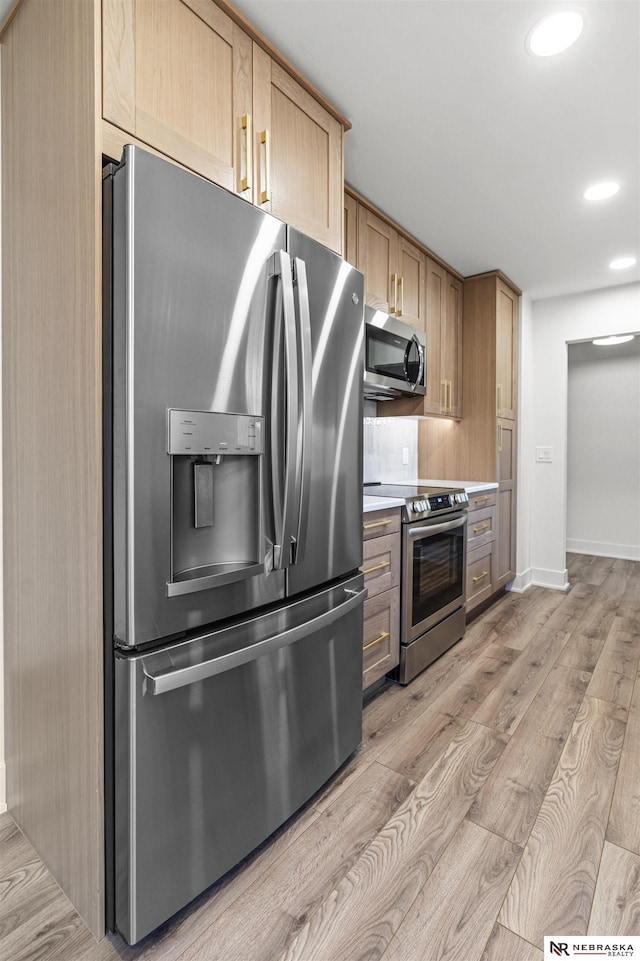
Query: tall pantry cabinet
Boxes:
[{"xmin": 1, "ymin": 0, "xmax": 349, "ymax": 939}]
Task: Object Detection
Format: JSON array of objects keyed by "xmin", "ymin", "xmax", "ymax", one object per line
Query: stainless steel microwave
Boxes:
[{"xmin": 364, "ymin": 307, "xmax": 426, "ymax": 401}]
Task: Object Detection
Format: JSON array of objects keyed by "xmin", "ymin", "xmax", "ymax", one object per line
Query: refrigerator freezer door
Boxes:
[
  {"xmin": 110, "ymin": 147, "xmax": 288, "ymax": 647},
  {"xmin": 114, "ymin": 573, "xmax": 365, "ymax": 944},
  {"xmin": 285, "ymin": 228, "xmax": 365, "ymax": 597}
]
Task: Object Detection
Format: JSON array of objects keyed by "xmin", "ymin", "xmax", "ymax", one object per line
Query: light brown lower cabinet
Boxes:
[
  {"xmin": 465, "ymin": 490, "xmax": 497, "ymax": 614},
  {"xmin": 361, "ymin": 508, "xmax": 401, "ymax": 688}
]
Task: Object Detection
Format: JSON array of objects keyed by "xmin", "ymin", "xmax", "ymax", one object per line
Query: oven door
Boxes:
[{"xmin": 402, "ymin": 512, "xmax": 467, "ymax": 643}]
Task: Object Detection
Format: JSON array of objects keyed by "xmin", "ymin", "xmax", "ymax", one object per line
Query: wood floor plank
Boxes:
[
  {"xmin": 174, "ymin": 762, "xmax": 414, "ymax": 961},
  {"xmin": 588, "ymin": 841, "xmax": 640, "ymax": 935},
  {"xmin": 478, "ymin": 588, "xmax": 564, "ymax": 652},
  {"xmin": 471, "ymin": 626, "xmax": 570, "ymax": 735},
  {"xmin": 481, "ymin": 924, "xmax": 543, "ymax": 961},
  {"xmin": 606, "ymin": 712, "xmax": 640, "ymax": 856},
  {"xmin": 426, "ymin": 652, "xmax": 521, "ymax": 722},
  {"xmin": 376, "ymin": 709, "xmax": 466, "ymax": 783},
  {"xmin": 467, "ymin": 663, "xmax": 590, "ymax": 845},
  {"xmin": 276, "ymin": 722, "xmax": 507, "ymax": 961},
  {"xmin": 497, "ymin": 696, "xmax": 627, "ymax": 944},
  {"xmin": 556, "ymin": 595, "xmax": 621, "ymax": 672},
  {"xmin": 543, "ymin": 583, "xmax": 598, "ymax": 634},
  {"xmin": 382, "ymin": 819, "xmax": 521, "ymax": 961}
]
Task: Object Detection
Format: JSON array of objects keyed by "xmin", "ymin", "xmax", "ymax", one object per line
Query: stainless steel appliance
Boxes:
[
  {"xmin": 103, "ymin": 146, "xmax": 366, "ymax": 945},
  {"xmin": 365, "ymin": 484, "xmax": 468, "ymax": 684},
  {"xmin": 363, "ymin": 306, "xmax": 426, "ymax": 400}
]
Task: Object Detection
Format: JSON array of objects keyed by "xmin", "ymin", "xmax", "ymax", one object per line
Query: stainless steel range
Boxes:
[{"xmin": 365, "ymin": 484, "xmax": 468, "ymax": 684}]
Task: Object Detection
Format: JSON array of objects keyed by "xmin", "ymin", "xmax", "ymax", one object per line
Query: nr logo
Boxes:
[{"xmin": 550, "ymin": 944, "xmax": 570, "ymax": 957}]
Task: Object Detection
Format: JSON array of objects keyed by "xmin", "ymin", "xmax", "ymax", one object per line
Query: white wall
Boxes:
[
  {"xmin": 363, "ymin": 415, "xmax": 418, "ymax": 484},
  {"xmin": 566, "ymin": 338, "xmax": 640, "ymax": 559},
  {"xmin": 512, "ymin": 294, "xmax": 533, "ymax": 593},
  {"xmin": 0, "ymin": 48, "xmax": 5, "ymax": 814},
  {"xmin": 519, "ymin": 282, "xmax": 640, "ymax": 590}
]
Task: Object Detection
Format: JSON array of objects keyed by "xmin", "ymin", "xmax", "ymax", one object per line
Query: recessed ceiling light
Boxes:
[
  {"xmin": 583, "ymin": 182, "xmax": 620, "ymax": 201},
  {"xmin": 592, "ymin": 334, "xmax": 635, "ymax": 346},
  {"xmin": 527, "ymin": 11, "xmax": 584, "ymax": 57},
  {"xmin": 609, "ymin": 256, "xmax": 637, "ymax": 270}
]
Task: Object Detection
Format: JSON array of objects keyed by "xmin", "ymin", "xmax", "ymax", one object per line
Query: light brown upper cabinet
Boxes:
[
  {"xmin": 424, "ymin": 258, "xmax": 463, "ymax": 418},
  {"xmin": 357, "ymin": 205, "xmax": 426, "ymax": 329},
  {"xmin": 252, "ymin": 45, "xmax": 343, "ymax": 252},
  {"xmin": 103, "ymin": 0, "xmax": 252, "ymax": 194},
  {"xmin": 103, "ymin": 0, "xmax": 344, "ymax": 253},
  {"xmin": 496, "ymin": 279, "xmax": 518, "ymax": 420}
]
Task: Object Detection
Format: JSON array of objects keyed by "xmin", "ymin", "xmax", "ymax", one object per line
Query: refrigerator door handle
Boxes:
[
  {"xmin": 270, "ymin": 249, "xmax": 298, "ymax": 570},
  {"xmin": 141, "ymin": 585, "xmax": 368, "ymax": 695},
  {"xmin": 291, "ymin": 257, "xmax": 313, "ymax": 565}
]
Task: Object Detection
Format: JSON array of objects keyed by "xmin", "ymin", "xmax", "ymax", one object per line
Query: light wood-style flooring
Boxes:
[{"xmin": 2, "ymin": 553, "xmax": 639, "ymax": 961}]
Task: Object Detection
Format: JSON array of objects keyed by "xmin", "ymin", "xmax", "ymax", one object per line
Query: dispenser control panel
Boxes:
[{"xmin": 167, "ymin": 409, "xmax": 264, "ymax": 456}]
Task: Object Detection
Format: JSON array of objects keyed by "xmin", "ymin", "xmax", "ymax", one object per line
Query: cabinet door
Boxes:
[
  {"xmin": 424, "ymin": 258, "xmax": 445, "ymax": 415},
  {"xmin": 442, "ymin": 273, "xmax": 463, "ymax": 418},
  {"xmin": 103, "ymin": 0, "xmax": 252, "ymax": 194},
  {"xmin": 357, "ymin": 206, "xmax": 399, "ymax": 313},
  {"xmin": 397, "ymin": 236, "xmax": 425, "ymax": 330},
  {"xmin": 495, "ymin": 418, "xmax": 516, "ymax": 589},
  {"xmin": 252, "ymin": 45, "xmax": 343, "ymax": 253},
  {"xmin": 496, "ymin": 279, "xmax": 518, "ymax": 420},
  {"xmin": 344, "ymin": 193, "xmax": 358, "ymax": 267}
]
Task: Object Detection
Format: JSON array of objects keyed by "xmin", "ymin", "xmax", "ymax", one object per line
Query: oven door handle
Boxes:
[{"xmin": 407, "ymin": 514, "xmax": 467, "ymax": 538}]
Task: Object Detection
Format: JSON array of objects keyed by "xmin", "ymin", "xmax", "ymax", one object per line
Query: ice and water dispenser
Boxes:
[{"xmin": 167, "ymin": 409, "xmax": 265, "ymax": 596}]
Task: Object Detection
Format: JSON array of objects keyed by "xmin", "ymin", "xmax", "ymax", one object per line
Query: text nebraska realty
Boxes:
[{"xmin": 553, "ymin": 944, "xmax": 634, "ymax": 957}]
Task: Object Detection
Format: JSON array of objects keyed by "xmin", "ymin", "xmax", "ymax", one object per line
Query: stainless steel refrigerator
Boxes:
[{"xmin": 103, "ymin": 146, "xmax": 366, "ymax": 945}]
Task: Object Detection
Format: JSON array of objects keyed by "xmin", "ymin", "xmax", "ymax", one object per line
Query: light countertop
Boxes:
[
  {"xmin": 412, "ymin": 478, "xmax": 498, "ymax": 494},
  {"xmin": 363, "ymin": 495, "xmax": 405, "ymax": 513}
]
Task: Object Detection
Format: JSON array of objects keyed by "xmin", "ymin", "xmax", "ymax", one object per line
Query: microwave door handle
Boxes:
[
  {"xmin": 270, "ymin": 250, "xmax": 298, "ymax": 570},
  {"xmin": 142, "ymin": 585, "xmax": 368, "ymax": 695},
  {"xmin": 407, "ymin": 514, "xmax": 467, "ymax": 538},
  {"xmin": 403, "ymin": 334, "xmax": 424, "ymax": 389},
  {"xmin": 291, "ymin": 257, "xmax": 313, "ymax": 565}
]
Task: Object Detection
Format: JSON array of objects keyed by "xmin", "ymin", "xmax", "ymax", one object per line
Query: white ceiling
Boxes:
[
  {"xmin": 232, "ymin": 0, "xmax": 640, "ymax": 300},
  {"xmin": 1, "ymin": 0, "xmax": 638, "ymax": 300}
]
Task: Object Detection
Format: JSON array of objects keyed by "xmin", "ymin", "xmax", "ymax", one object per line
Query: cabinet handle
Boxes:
[
  {"xmin": 441, "ymin": 379, "xmax": 447, "ymax": 412},
  {"xmin": 362, "ymin": 561, "xmax": 391, "ymax": 576},
  {"xmin": 397, "ymin": 276, "xmax": 404, "ymax": 317},
  {"xmin": 472, "ymin": 523, "xmax": 491, "ymax": 534},
  {"xmin": 448, "ymin": 380, "xmax": 452, "ymax": 414},
  {"xmin": 472, "ymin": 570, "xmax": 490, "ymax": 583},
  {"xmin": 259, "ymin": 128, "xmax": 271, "ymax": 204},
  {"xmin": 390, "ymin": 273, "xmax": 398, "ymax": 314},
  {"xmin": 240, "ymin": 113, "xmax": 252, "ymax": 192},
  {"xmin": 473, "ymin": 495, "xmax": 491, "ymax": 504},
  {"xmin": 363, "ymin": 519, "xmax": 392, "ymax": 531},
  {"xmin": 497, "ymin": 383, "xmax": 502, "ymax": 415},
  {"xmin": 363, "ymin": 631, "xmax": 390, "ymax": 652},
  {"xmin": 498, "ymin": 424, "xmax": 503, "ymax": 452}
]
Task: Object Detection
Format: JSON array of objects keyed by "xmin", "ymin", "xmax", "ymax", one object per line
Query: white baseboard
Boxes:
[
  {"xmin": 530, "ymin": 567, "xmax": 570, "ymax": 592},
  {"xmin": 566, "ymin": 539, "xmax": 640, "ymax": 561},
  {"xmin": 508, "ymin": 569, "xmax": 534, "ymax": 593}
]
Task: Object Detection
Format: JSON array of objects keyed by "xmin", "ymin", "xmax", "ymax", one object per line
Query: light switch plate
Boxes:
[{"xmin": 536, "ymin": 446, "xmax": 553, "ymax": 463}]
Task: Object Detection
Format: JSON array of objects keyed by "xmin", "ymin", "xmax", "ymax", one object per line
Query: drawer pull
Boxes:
[
  {"xmin": 472, "ymin": 523, "xmax": 491, "ymax": 534},
  {"xmin": 473, "ymin": 495, "xmax": 491, "ymax": 504},
  {"xmin": 363, "ymin": 631, "xmax": 390, "ymax": 652},
  {"xmin": 362, "ymin": 561, "xmax": 391, "ymax": 576},
  {"xmin": 363, "ymin": 519, "xmax": 392, "ymax": 531},
  {"xmin": 472, "ymin": 570, "xmax": 490, "ymax": 583}
]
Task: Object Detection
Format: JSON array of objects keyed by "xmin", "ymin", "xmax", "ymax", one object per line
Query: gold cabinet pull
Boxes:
[
  {"xmin": 240, "ymin": 113, "xmax": 252, "ymax": 191},
  {"xmin": 362, "ymin": 561, "xmax": 391, "ymax": 576},
  {"xmin": 498, "ymin": 424, "xmax": 503, "ymax": 452},
  {"xmin": 472, "ymin": 570, "xmax": 490, "ymax": 583},
  {"xmin": 448, "ymin": 380, "xmax": 452, "ymax": 413},
  {"xmin": 497, "ymin": 383, "xmax": 502, "ymax": 415},
  {"xmin": 363, "ymin": 519, "xmax": 392, "ymax": 531},
  {"xmin": 363, "ymin": 631, "xmax": 390, "ymax": 652},
  {"xmin": 473, "ymin": 523, "xmax": 490, "ymax": 534},
  {"xmin": 397, "ymin": 276, "xmax": 404, "ymax": 316},
  {"xmin": 259, "ymin": 129, "xmax": 271, "ymax": 204},
  {"xmin": 390, "ymin": 273, "xmax": 398, "ymax": 314},
  {"xmin": 441, "ymin": 379, "xmax": 447, "ymax": 412},
  {"xmin": 473, "ymin": 495, "xmax": 491, "ymax": 504}
]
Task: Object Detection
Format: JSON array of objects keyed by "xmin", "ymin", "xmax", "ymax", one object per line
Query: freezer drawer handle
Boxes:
[{"xmin": 142, "ymin": 586, "xmax": 368, "ymax": 695}]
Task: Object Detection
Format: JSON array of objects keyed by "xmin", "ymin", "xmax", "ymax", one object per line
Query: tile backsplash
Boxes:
[{"xmin": 363, "ymin": 416, "xmax": 418, "ymax": 484}]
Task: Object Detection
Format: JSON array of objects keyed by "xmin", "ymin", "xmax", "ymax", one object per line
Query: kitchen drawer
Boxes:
[
  {"xmin": 467, "ymin": 505, "xmax": 496, "ymax": 551},
  {"xmin": 466, "ymin": 541, "xmax": 494, "ymax": 612},
  {"xmin": 362, "ymin": 587, "xmax": 400, "ymax": 689},
  {"xmin": 361, "ymin": 532, "xmax": 400, "ymax": 599},
  {"xmin": 362, "ymin": 507, "xmax": 401, "ymax": 541},
  {"xmin": 467, "ymin": 490, "xmax": 497, "ymax": 512}
]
